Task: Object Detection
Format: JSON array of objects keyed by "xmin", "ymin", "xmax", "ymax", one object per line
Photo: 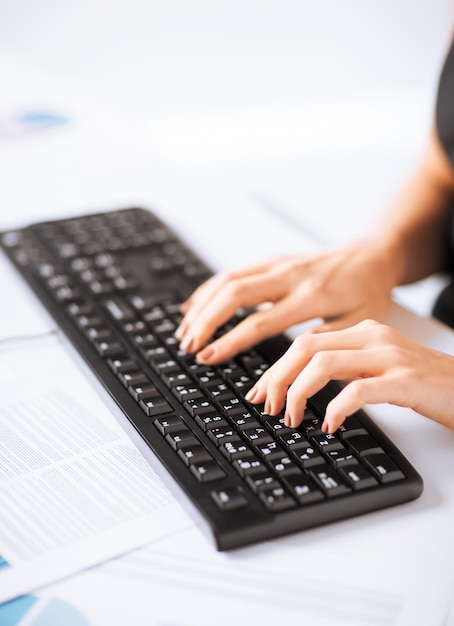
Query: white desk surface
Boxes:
[{"xmin": 1, "ymin": 48, "xmax": 454, "ymax": 626}]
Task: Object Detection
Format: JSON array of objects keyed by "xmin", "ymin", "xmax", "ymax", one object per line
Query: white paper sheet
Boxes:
[
  {"xmin": 33, "ymin": 525, "xmax": 402, "ymax": 626},
  {"xmin": 0, "ymin": 334, "xmax": 193, "ymax": 604},
  {"xmin": 0, "ymin": 250, "xmax": 55, "ymax": 341}
]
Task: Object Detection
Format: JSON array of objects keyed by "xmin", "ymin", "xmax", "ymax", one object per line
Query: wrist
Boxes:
[{"xmin": 350, "ymin": 236, "xmax": 407, "ymax": 289}]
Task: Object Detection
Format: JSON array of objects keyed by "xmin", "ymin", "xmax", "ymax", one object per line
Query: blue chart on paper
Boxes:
[
  {"xmin": 0, "ymin": 596, "xmax": 89, "ymax": 626},
  {"xmin": 0, "ymin": 555, "xmax": 89, "ymax": 626}
]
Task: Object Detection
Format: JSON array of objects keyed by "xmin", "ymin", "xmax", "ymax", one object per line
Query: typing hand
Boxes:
[
  {"xmin": 175, "ymin": 243, "xmax": 398, "ymax": 364},
  {"xmin": 245, "ymin": 319, "xmax": 454, "ymax": 432}
]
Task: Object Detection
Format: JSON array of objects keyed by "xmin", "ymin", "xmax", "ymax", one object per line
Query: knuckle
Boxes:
[
  {"xmin": 245, "ymin": 312, "xmax": 269, "ymax": 335},
  {"xmin": 357, "ymin": 318, "xmax": 380, "ymax": 329},
  {"xmin": 292, "ymin": 333, "xmax": 313, "ymax": 353},
  {"xmin": 221, "ymin": 270, "xmax": 236, "ymax": 284},
  {"xmin": 370, "ymin": 323, "xmax": 396, "ymax": 344},
  {"xmin": 310, "ymin": 350, "xmax": 332, "ymax": 370},
  {"xmin": 345, "ymin": 379, "xmax": 367, "ymax": 404},
  {"xmin": 385, "ymin": 344, "xmax": 408, "ymax": 366},
  {"xmin": 225, "ymin": 279, "xmax": 246, "ymax": 300}
]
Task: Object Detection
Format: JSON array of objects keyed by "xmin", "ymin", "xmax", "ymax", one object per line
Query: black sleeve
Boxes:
[{"xmin": 436, "ymin": 38, "xmax": 454, "ymax": 167}]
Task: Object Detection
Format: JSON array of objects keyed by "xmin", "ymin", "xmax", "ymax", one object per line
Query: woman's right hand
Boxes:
[
  {"xmin": 245, "ymin": 318, "xmax": 454, "ymax": 432},
  {"xmin": 175, "ymin": 239, "xmax": 403, "ymax": 365}
]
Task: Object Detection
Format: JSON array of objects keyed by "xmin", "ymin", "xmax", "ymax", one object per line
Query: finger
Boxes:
[
  {"xmin": 180, "ymin": 259, "xmax": 278, "ymax": 317},
  {"xmin": 311, "ymin": 314, "xmax": 365, "ymax": 334},
  {"xmin": 176, "ymin": 273, "xmax": 229, "ymax": 339},
  {"xmin": 197, "ymin": 278, "xmax": 344, "ymax": 365},
  {"xmin": 195, "ymin": 303, "xmax": 292, "ymax": 364},
  {"xmin": 265, "ymin": 322, "xmax": 379, "ymax": 383},
  {"xmin": 180, "ymin": 271, "xmax": 290, "ymax": 353},
  {"xmin": 310, "ymin": 315, "xmax": 381, "ymax": 334},
  {"xmin": 178, "ymin": 253, "xmax": 302, "ymax": 336},
  {"xmin": 177, "ymin": 260, "xmax": 281, "ymax": 341},
  {"xmin": 323, "ymin": 377, "xmax": 392, "ymax": 433},
  {"xmin": 284, "ymin": 349, "xmax": 384, "ymax": 427},
  {"xmin": 245, "ymin": 322, "xmax": 380, "ymax": 411}
]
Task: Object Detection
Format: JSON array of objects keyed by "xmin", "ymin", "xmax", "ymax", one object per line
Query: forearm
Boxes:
[{"xmin": 367, "ymin": 129, "xmax": 454, "ymax": 285}]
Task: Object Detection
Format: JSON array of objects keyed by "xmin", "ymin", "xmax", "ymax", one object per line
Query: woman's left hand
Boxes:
[{"xmin": 245, "ymin": 319, "xmax": 454, "ymax": 432}]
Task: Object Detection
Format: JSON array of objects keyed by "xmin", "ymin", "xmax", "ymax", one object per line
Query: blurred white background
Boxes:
[
  {"xmin": 0, "ymin": 1, "xmax": 453, "ymax": 309},
  {"xmin": 0, "ymin": 0, "xmax": 451, "ymax": 117}
]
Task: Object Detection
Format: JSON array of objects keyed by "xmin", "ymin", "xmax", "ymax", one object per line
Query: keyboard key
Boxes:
[
  {"xmin": 266, "ymin": 456, "xmax": 301, "ymax": 478},
  {"xmin": 172, "ymin": 384, "xmax": 204, "ymax": 402},
  {"xmin": 311, "ymin": 433, "xmax": 345, "ymax": 453},
  {"xmin": 131, "ymin": 333, "xmax": 160, "ymax": 350},
  {"xmin": 240, "ymin": 354, "xmax": 270, "ymax": 378},
  {"xmin": 184, "ymin": 398, "xmax": 215, "ymax": 417},
  {"xmin": 246, "ymin": 472, "xmax": 280, "ymax": 493},
  {"xmin": 338, "ymin": 464, "xmax": 378, "ymax": 490},
  {"xmin": 139, "ymin": 396, "xmax": 173, "ymax": 417},
  {"xmin": 263, "ymin": 416, "xmax": 294, "ymax": 437},
  {"xmin": 193, "ymin": 368, "xmax": 218, "ymax": 385},
  {"xmin": 259, "ymin": 486, "xmax": 296, "ymax": 512},
  {"xmin": 190, "ymin": 461, "xmax": 226, "ymax": 483},
  {"xmin": 178, "ymin": 445, "xmax": 213, "ymax": 466},
  {"xmin": 153, "ymin": 414, "xmax": 185, "ymax": 435},
  {"xmin": 308, "ymin": 466, "xmax": 351, "ymax": 498},
  {"xmin": 242, "ymin": 426, "xmax": 273, "ymax": 446},
  {"xmin": 300, "ymin": 416, "xmax": 324, "ymax": 437},
  {"xmin": 165, "ymin": 429, "xmax": 199, "ymax": 451},
  {"xmin": 143, "ymin": 345, "xmax": 168, "ymax": 361},
  {"xmin": 233, "ymin": 456, "xmax": 266, "ymax": 477},
  {"xmin": 227, "ymin": 411, "xmax": 260, "ymax": 431},
  {"xmin": 347, "ymin": 434, "xmax": 383, "ymax": 457},
  {"xmin": 163, "ymin": 372, "xmax": 192, "ymax": 388},
  {"xmin": 220, "ymin": 440, "xmax": 251, "ymax": 461},
  {"xmin": 108, "ymin": 357, "xmax": 137, "ymax": 374},
  {"xmin": 363, "ymin": 454, "xmax": 405, "ymax": 483},
  {"xmin": 229, "ymin": 372, "xmax": 254, "ymax": 393},
  {"xmin": 324, "ymin": 449, "xmax": 357, "ymax": 469},
  {"xmin": 103, "ymin": 297, "xmax": 135, "ymax": 321},
  {"xmin": 278, "ymin": 431, "xmax": 309, "ymax": 452},
  {"xmin": 128, "ymin": 383, "xmax": 160, "ymax": 402},
  {"xmin": 86, "ymin": 327, "xmax": 113, "ymax": 342},
  {"xmin": 211, "ymin": 487, "xmax": 249, "ymax": 511},
  {"xmin": 337, "ymin": 415, "xmax": 368, "ymax": 439},
  {"xmin": 94, "ymin": 340, "xmax": 124, "ymax": 358},
  {"xmin": 217, "ymin": 397, "xmax": 244, "ymax": 415},
  {"xmin": 284, "ymin": 474, "xmax": 324, "ymax": 505},
  {"xmin": 153, "ymin": 359, "xmax": 181, "ymax": 376},
  {"xmin": 291, "ymin": 444, "xmax": 324, "ymax": 468},
  {"xmin": 255, "ymin": 440, "xmax": 285, "ymax": 462},
  {"xmin": 195, "ymin": 413, "xmax": 227, "ymax": 431},
  {"xmin": 118, "ymin": 371, "xmax": 148, "ymax": 388},
  {"xmin": 205, "ymin": 381, "xmax": 232, "ymax": 402},
  {"xmin": 207, "ymin": 427, "xmax": 240, "ymax": 447}
]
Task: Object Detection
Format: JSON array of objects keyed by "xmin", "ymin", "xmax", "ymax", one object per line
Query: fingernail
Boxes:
[
  {"xmin": 245, "ymin": 387, "xmax": 256, "ymax": 402},
  {"xmin": 284, "ymin": 411, "xmax": 290, "ymax": 427},
  {"xmin": 264, "ymin": 401, "xmax": 271, "ymax": 415},
  {"xmin": 196, "ymin": 346, "xmax": 214, "ymax": 364},
  {"xmin": 321, "ymin": 419, "xmax": 329, "ymax": 434}
]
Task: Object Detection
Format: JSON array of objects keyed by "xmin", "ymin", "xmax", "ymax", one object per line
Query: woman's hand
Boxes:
[
  {"xmin": 245, "ymin": 319, "xmax": 454, "ymax": 432},
  {"xmin": 176, "ymin": 241, "xmax": 402, "ymax": 364}
]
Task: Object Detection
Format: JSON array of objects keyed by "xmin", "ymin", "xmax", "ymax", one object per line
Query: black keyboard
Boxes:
[{"xmin": 1, "ymin": 207, "xmax": 423, "ymax": 550}]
